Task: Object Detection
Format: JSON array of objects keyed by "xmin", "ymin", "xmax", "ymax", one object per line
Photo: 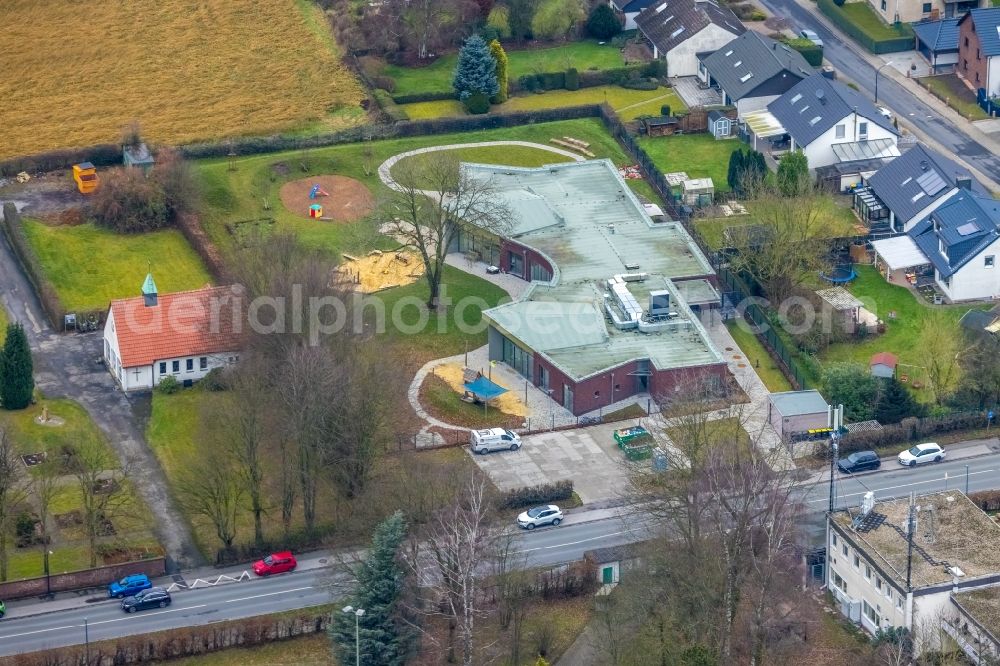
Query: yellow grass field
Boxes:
[{"xmin": 0, "ymin": 0, "xmax": 365, "ymax": 160}]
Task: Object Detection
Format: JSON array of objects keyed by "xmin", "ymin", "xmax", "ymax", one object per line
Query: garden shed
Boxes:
[
  {"xmin": 641, "ymin": 116, "xmax": 679, "ymax": 137},
  {"xmin": 816, "ymin": 286, "xmax": 866, "ymax": 335},
  {"xmin": 869, "ymin": 352, "xmax": 898, "ymax": 378},
  {"xmin": 682, "ymin": 178, "xmax": 714, "ymax": 206},
  {"xmin": 707, "ymin": 110, "xmax": 732, "ymax": 139},
  {"xmin": 123, "ymin": 142, "xmax": 155, "ymax": 173}
]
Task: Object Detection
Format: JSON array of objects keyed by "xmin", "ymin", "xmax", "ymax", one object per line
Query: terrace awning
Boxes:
[
  {"xmin": 742, "ymin": 110, "xmax": 786, "ymax": 138},
  {"xmin": 872, "ymin": 235, "xmax": 929, "ymax": 271},
  {"xmin": 463, "ymin": 376, "xmax": 508, "ymax": 401},
  {"xmin": 832, "ymin": 138, "xmax": 901, "ymax": 162}
]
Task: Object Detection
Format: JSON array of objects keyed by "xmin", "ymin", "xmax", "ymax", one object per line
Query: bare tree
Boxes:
[
  {"xmin": 220, "ymin": 362, "xmax": 270, "ymax": 546},
  {"xmin": 30, "ymin": 459, "xmax": 63, "ymax": 585},
  {"xmin": 383, "ymin": 153, "xmax": 515, "ymax": 308},
  {"xmin": 176, "ymin": 447, "xmax": 245, "ymax": 558},
  {"xmin": 64, "ymin": 442, "xmax": 135, "ymax": 568},
  {"xmin": 0, "ymin": 428, "xmax": 30, "ymax": 580},
  {"xmin": 727, "ymin": 194, "xmax": 832, "ymax": 303}
]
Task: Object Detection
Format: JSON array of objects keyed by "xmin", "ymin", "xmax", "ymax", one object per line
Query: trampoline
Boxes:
[{"xmin": 820, "ymin": 265, "xmax": 857, "ymax": 284}]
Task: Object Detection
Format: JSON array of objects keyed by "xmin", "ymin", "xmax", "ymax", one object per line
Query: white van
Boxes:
[{"xmin": 470, "ymin": 428, "xmax": 521, "ymax": 454}]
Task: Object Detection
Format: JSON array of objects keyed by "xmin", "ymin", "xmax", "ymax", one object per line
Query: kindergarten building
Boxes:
[{"xmin": 455, "ymin": 159, "xmax": 729, "ymax": 415}]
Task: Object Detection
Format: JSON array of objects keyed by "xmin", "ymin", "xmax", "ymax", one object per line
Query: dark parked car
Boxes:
[
  {"xmin": 0, "ymin": 599, "xmax": 5, "ymax": 618},
  {"xmin": 837, "ymin": 450, "xmax": 881, "ymax": 474},
  {"xmin": 121, "ymin": 587, "xmax": 171, "ymax": 613},
  {"xmin": 108, "ymin": 573, "xmax": 152, "ymax": 598}
]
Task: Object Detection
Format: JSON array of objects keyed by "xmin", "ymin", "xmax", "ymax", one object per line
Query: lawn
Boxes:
[
  {"xmin": 0, "ymin": 301, "xmax": 8, "ymax": 343},
  {"xmin": 0, "ymin": 0, "xmax": 364, "ymax": 160},
  {"xmin": 1, "ymin": 399, "xmax": 160, "ymax": 579},
  {"xmin": 163, "ymin": 634, "xmax": 336, "ymax": 666},
  {"xmin": 391, "ymin": 144, "xmax": 578, "ymax": 188},
  {"xmin": 725, "ymin": 320, "xmax": 794, "ymax": 393},
  {"xmin": 836, "ymin": 2, "xmax": 914, "ymax": 41},
  {"xmin": 22, "ymin": 220, "xmax": 212, "ymax": 313},
  {"xmin": 693, "ymin": 195, "xmax": 861, "ymax": 250},
  {"xmin": 378, "ymin": 41, "xmax": 627, "ymax": 97},
  {"xmin": 637, "ymin": 134, "xmax": 742, "ymax": 192},
  {"xmin": 820, "ymin": 265, "xmax": 979, "ymax": 372},
  {"xmin": 919, "ymin": 74, "xmax": 990, "ymax": 120},
  {"xmin": 402, "ymin": 86, "xmax": 686, "ymax": 121},
  {"xmin": 420, "ymin": 374, "xmax": 523, "ymax": 430}
]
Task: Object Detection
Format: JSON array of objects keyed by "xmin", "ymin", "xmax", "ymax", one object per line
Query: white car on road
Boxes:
[
  {"xmin": 898, "ymin": 442, "xmax": 945, "ymax": 467},
  {"xmin": 877, "ymin": 105, "xmax": 893, "ymax": 120},
  {"xmin": 517, "ymin": 505, "xmax": 564, "ymax": 530},
  {"xmin": 800, "ymin": 29, "xmax": 823, "ymax": 47}
]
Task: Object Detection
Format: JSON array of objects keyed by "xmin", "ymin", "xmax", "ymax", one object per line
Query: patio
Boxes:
[{"xmin": 671, "ymin": 76, "xmax": 723, "ymax": 108}]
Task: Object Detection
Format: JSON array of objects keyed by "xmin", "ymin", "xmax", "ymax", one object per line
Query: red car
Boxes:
[{"xmin": 252, "ymin": 551, "xmax": 297, "ymax": 576}]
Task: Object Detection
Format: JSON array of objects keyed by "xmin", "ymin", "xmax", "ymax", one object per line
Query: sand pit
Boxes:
[
  {"xmin": 432, "ymin": 364, "xmax": 528, "ymax": 417},
  {"xmin": 279, "ymin": 175, "xmax": 375, "ymax": 222},
  {"xmin": 337, "ymin": 249, "xmax": 425, "ymax": 293}
]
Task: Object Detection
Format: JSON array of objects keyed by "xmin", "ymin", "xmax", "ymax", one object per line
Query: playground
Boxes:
[
  {"xmin": 337, "ymin": 249, "xmax": 425, "ymax": 293},
  {"xmin": 278, "ymin": 175, "xmax": 375, "ymax": 222}
]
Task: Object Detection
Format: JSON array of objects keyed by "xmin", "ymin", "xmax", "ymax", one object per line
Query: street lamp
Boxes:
[
  {"xmin": 342, "ymin": 605, "xmax": 365, "ymax": 666},
  {"xmin": 84, "ymin": 617, "xmax": 90, "ymax": 666},
  {"xmin": 874, "ymin": 61, "xmax": 894, "ymax": 105},
  {"xmin": 43, "ymin": 549, "xmax": 53, "ymax": 599}
]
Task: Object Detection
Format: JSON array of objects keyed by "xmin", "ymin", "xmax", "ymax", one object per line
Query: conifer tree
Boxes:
[
  {"xmin": 453, "ymin": 35, "xmax": 499, "ymax": 101},
  {"xmin": 0, "ymin": 323, "xmax": 33, "ymax": 410}
]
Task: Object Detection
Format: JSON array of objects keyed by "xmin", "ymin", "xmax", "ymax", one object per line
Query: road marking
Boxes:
[
  {"xmin": 514, "ymin": 529, "xmax": 633, "ymax": 553},
  {"xmin": 86, "ymin": 604, "xmax": 209, "ymax": 626},
  {"xmin": 805, "ymin": 468, "xmax": 997, "ymax": 504},
  {"xmin": 0, "ymin": 624, "xmax": 77, "ymax": 639},
  {"xmin": 224, "ymin": 586, "xmax": 314, "ymax": 603}
]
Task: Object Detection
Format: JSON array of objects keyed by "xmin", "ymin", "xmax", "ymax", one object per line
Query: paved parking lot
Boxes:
[{"xmin": 471, "ymin": 421, "xmax": 643, "ymax": 504}]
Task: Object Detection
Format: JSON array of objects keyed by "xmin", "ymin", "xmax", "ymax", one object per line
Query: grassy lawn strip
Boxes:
[
  {"xmin": 0, "ymin": 301, "xmax": 8, "ymax": 343},
  {"xmin": 402, "ymin": 86, "xmax": 686, "ymax": 121},
  {"xmin": 1, "ymin": 399, "xmax": 159, "ymax": 579},
  {"xmin": 161, "ymin": 633, "xmax": 335, "ymax": 666},
  {"xmin": 390, "ymin": 144, "xmax": 578, "ymax": 189},
  {"xmin": 603, "ymin": 403, "xmax": 649, "ymax": 422},
  {"xmin": 693, "ymin": 196, "xmax": 860, "ymax": 250},
  {"xmin": 837, "ymin": 2, "xmax": 914, "ymax": 41},
  {"xmin": 420, "ymin": 374, "xmax": 522, "ymax": 430},
  {"xmin": 380, "ymin": 41, "xmax": 626, "ymax": 96},
  {"xmin": 919, "ymin": 75, "xmax": 990, "ymax": 120},
  {"xmin": 0, "ymin": 1, "xmax": 364, "ymax": 160},
  {"xmin": 22, "ymin": 221, "xmax": 213, "ymax": 312},
  {"xmin": 725, "ymin": 321, "xmax": 794, "ymax": 393},
  {"xmin": 637, "ymin": 134, "xmax": 742, "ymax": 192}
]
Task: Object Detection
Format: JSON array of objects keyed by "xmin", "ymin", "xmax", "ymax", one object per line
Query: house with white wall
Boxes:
[
  {"xmin": 609, "ymin": 0, "xmax": 659, "ymax": 30},
  {"xmin": 635, "ymin": 0, "xmax": 745, "ymax": 77},
  {"xmin": 103, "ymin": 275, "xmax": 242, "ymax": 391},
  {"xmin": 827, "ymin": 491, "xmax": 1000, "ymax": 655},
  {"xmin": 766, "ymin": 74, "xmax": 900, "ymax": 169}
]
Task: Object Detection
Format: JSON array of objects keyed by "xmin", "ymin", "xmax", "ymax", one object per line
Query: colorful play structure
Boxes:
[
  {"xmin": 309, "ymin": 184, "xmax": 329, "ymax": 199},
  {"xmin": 309, "ymin": 204, "xmax": 323, "ymax": 219},
  {"xmin": 72, "ymin": 162, "xmax": 99, "ymax": 195}
]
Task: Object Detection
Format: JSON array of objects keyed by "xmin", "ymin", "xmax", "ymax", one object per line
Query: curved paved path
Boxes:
[{"xmin": 377, "ymin": 140, "xmax": 585, "ymax": 195}]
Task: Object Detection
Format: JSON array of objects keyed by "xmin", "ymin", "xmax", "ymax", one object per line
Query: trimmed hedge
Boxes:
[
  {"xmin": 373, "ymin": 89, "xmax": 410, "ymax": 122},
  {"xmin": 783, "ymin": 37, "xmax": 824, "ymax": 67},
  {"xmin": 495, "ymin": 480, "xmax": 574, "ymax": 510},
  {"xmin": 0, "ymin": 202, "xmax": 66, "ymax": 329},
  {"xmin": 0, "ymin": 143, "xmax": 121, "ymax": 178},
  {"xmin": 817, "ymin": 0, "xmax": 915, "ymax": 54},
  {"xmin": 391, "ymin": 90, "xmax": 458, "ymax": 104},
  {"xmin": 621, "ymin": 78, "xmax": 659, "ymax": 90},
  {"xmin": 818, "ymin": 411, "xmax": 990, "ymax": 458}
]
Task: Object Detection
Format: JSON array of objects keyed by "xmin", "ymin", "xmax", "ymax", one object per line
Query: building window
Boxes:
[
  {"xmin": 831, "ymin": 570, "xmax": 847, "ymax": 594},
  {"xmin": 965, "ymin": 37, "xmax": 970, "ymax": 47},
  {"xmin": 858, "ymin": 122, "xmax": 869, "ymax": 139},
  {"xmin": 594, "ymin": 390, "xmax": 600, "ymax": 398},
  {"xmin": 986, "ymin": 255, "xmax": 995, "ymax": 268},
  {"xmin": 865, "ymin": 565, "xmax": 872, "ymax": 580},
  {"xmin": 977, "ymin": 72, "xmax": 981, "ymax": 83},
  {"xmin": 922, "ymin": 2, "xmax": 931, "ymax": 10},
  {"xmin": 886, "ymin": 587, "xmax": 893, "ymax": 600},
  {"xmin": 880, "ymin": 0, "xmax": 886, "ymax": 9},
  {"xmin": 172, "ymin": 360, "xmax": 180, "ymax": 373},
  {"xmin": 876, "ymin": 577, "xmax": 883, "ymax": 592},
  {"xmin": 835, "ymin": 124, "xmax": 846, "ymax": 139},
  {"xmin": 200, "ymin": 357, "xmax": 208, "ymax": 370},
  {"xmin": 509, "ymin": 251, "xmax": 525, "ymax": 277},
  {"xmin": 964, "ymin": 59, "xmax": 969, "ymax": 70},
  {"xmin": 853, "ymin": 554, "xmax": 860, "ymax": 569},
  {"xmin": 842, "ymin": 544, "xmax": 848, "ymax": 557},
  {"xmin": 863, "ymin": 600, "xmax": 880, "ymax": 628},
  {"xmin": 977, "ymin": 48, "xmax": 981, "ymax": 60},
  {"xmin": 186, "ymin": 359, "xmax": 194, "ymax": 372},
  {"xmin": 897, "ymin": 596, "xmax": 904, "ymax": 609},
  {"xmin": 159, "ymin": 362, "xmax": 166, "ymax": 374},
  {"xmin": 832, "ymin": 534, "xmax": 838, "ymax": 547}
]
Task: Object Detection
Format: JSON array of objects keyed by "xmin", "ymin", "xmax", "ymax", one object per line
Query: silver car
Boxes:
[
  {"xmin": 800, "ymin": 29, "xmax": 823, "ymax": 48},
  {"xmin": 517, "ymin": 505, "xmax": 563, "ymax": 530}
]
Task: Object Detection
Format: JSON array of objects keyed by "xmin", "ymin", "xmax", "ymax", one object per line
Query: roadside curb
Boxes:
[{"xmin": 798, "ymin": 448, "xmax": 1000, "ymax": 485}]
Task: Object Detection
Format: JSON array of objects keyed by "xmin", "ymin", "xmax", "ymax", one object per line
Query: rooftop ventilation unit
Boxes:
[
  {"xmin": 649, "ymin": 290, "xmax": 671, "ymax": 317},
  {"xmin": 625, "ymin": 262, "xmax": 641, "ymax": 270}
]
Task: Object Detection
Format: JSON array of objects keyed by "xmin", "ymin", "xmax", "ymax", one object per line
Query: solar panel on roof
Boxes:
[
  {"xmin": 916, "ymin": 169, "xmax": 947, "ymax": 197},
  {"xmin": 957, "ymin": 222, "xmax": 980, "ymax": 236}
]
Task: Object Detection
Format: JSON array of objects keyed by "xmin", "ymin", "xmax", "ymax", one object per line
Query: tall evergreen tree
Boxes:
[
  {"xmin": 330, "ymin": 511, "xmax": 410, "ymax": 666},
  {"xmin": 875, "ymin": 377, "xmax": 923, "ymax": 424},
  {"xmin": 0, "ymin": 323, "xmax": 33, "ymax": 410},
  {"xmin": 726, "ymin": 150, "xmax": 746, "ymax": 192},
  {"xmin": 776, "ymin": 149, "xmax": 810, "ymax": 197},
  {"xmin": 452, "ymin": 35, "xmax": 499, "ymax": 101},
  {"xmin": 489, "ymin": 39, "xmax": 509, "ymax": 103},
  {"xmin": 587, "ymin": 3, "xmax": 622, "ymax": 39}
]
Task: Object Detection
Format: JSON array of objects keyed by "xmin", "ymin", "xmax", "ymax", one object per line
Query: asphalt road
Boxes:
[
  {"xmin": 757, "ymin": 0, "xmax": 1000, "ymax": 185},
  {"xmin": 0, "ymin": 515, "xmax": 651, "ymax": 657}
]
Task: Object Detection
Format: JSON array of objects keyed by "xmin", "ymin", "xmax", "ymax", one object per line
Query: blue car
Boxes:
[{"xmin": 108, "ymin": 574, "xmax": 152, "ymax": 599}]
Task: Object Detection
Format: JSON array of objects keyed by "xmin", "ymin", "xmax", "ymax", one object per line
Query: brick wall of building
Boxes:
[
  {"xmin": 959, "ymin": 16, "xmax": 989, "ymax": 90},
  {"xmin": 0, "ymin": 557, "xmax": 166, "ymax": 600}
]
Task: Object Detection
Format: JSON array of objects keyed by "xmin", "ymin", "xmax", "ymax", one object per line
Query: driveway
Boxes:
[
  {"xmin": 472, "ymin": 421, "xmax": 640, "ymax": 504},
  {"xmin": 0, "ymin": 216, "xmax": 202, "ymax": 571}
]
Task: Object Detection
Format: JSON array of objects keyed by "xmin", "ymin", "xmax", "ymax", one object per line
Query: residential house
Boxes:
[
  {"xmin": 909, "ymin": 191, "xmax": 1000, "ymax": 301},
  {"xmin": 103, "ymin": 275, "xmax": 242, "ymax": 391},
  {"xmin": 914, "ymin": 18, "xmax": 961, "ymax": 73},
  {"xmin": 868, "ymin": 0, "xmax": 981, "ymax": 26},
  {"xmin": 947, "ymin": 587, "xmax": 1000, "ymax": 663},
  {"xmin": 764, "ymin": 74, "xmax": 900, "ymax": 169},
  {"xmin": 958, "ymin": 7, "xmax": 1000, "ymax": 97},
  {"xmin": 609, "ymin": 0, "xmax": 659, "ymax": 30},
  {"xmin": 827, "ymin": 490, "xmax": 1000, "ymax": 656},
  {"xmin": 698, "ymin": 31, "xmax": 814, "ymax": 117},
  {"xmin": 455, "ymin": 159, "xmax": 729, "ymax": 416},
  {"xmin": 635, "ymin": 0, "xmax": 745, "ymax": 77},
  {"xmin": 855, "ymin": 143, "xmax": 976, "ymax": 233},
  {"xmin": 959, "ymin": 305, "xmax": 1000, "ymax": 341},
  {"xmin": 767, "ymin": 390, "xmax": 830, "ymax": 441}
]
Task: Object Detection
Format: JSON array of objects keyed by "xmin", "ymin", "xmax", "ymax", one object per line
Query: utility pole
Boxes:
[
  {"xmin": 905, "ymin": 494, "xmax": 916, "ymax": 593},
  {"xmin": 828, "ymin": 404, "xmax": 843, "ymax": 513}
]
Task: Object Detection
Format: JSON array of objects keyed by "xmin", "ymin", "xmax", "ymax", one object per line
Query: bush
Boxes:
[
  {"xmin": 968, "ymin": 490, "xmax": 1000, "ymax": 512},
  {"xmin": 640, "ymin": 59, "xmax": 666, "ymax": 79},
  {"xmin": 200, "ymin": 367, "xmax": 230, "ymax": 392},
  {"xmin": 464, "ymin": 91, "xmax": 491, "ymax": 114},
  {"xmin": 89, "ymin": 167, "xmax": 169, "ymax": 233},
  {"xmin": 621, "ymin": 79, "xmax": 659, "ymax": 90},
  {"xmin": 783, "ymin": 37, "xmax": 824, "ymax": 67},
  {"xmin": 372, "ymin": 89, "xmax": 410, "ymax": 122},
  {"xmin": 565, "ymin": 67, "xmax": 579, "ymax": 91},
  {"xmin": 496, "ymin": 480, "xmax": 574, "ymax": 510},
  {"xmin": 391, "ymin": 91, "xmax": 456, "ymax": 104},
  {"xmin": 660, "ymin": 104, "xmax": 671, "ymax": 116},
  {"xmin": 587, "ymin": 3, "xmax": 622, "ymax": 39},
  {"xmin": 156, "ymin": 376, "xmax": 182, "ymax": 395},
  {"xmin": 372, "ymin": 75, "xmax": 396, "ymax": 92}
]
